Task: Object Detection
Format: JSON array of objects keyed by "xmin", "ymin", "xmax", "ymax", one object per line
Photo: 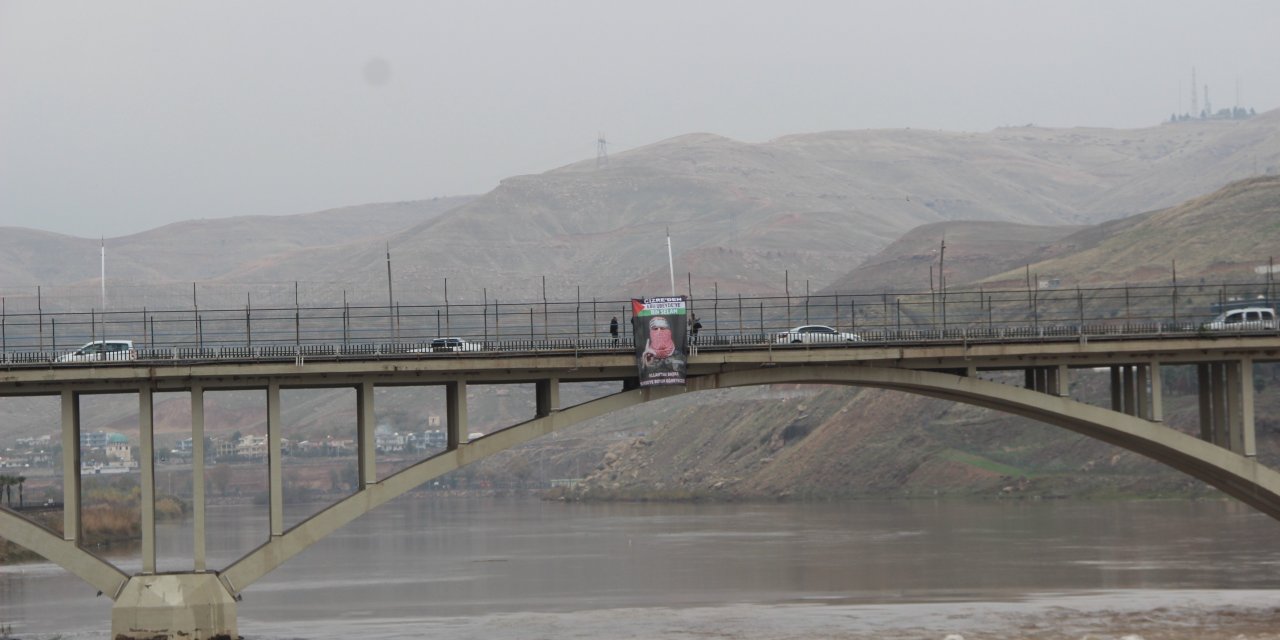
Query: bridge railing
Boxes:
[{"xmin": 1, "ymin": 281, "xmax": 1277, "ymax": 365}]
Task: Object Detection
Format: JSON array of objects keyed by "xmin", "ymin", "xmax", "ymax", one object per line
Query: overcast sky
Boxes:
[{"xmin": 3, "ymin": 1, "xmax": 1278, "ymax": 237}]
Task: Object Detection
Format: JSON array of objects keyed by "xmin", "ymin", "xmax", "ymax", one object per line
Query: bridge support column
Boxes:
[
  {"xmin": 1211, "ymin": 363, "xmax": 1229, "ymax": 448},
  {"xmin": 447, "ymin": 381, "xmax": 469, "ymax": 448},
  {"xmin": 357, "ymin": 382, "xmax": 377, "ymax": 488},
  {"xmin": 1240, "ymin": 358, "xmax": 1256, "ymax": 457},
  {"xmin": 110, "ymin": 573, "xmax": 237, "ymax": 640},
  {"xmin": 1198, "ymin": 364, "xmax": 1213, "ymax": 441},
  {"xmin": 267, "ymin": 382, "xmax": 284, "ymax": 537},
  {"xmin": 139, "ymin": 387, "xmax": 156, "ymax": 573},
  {"xmin": 1025, "ymin": 367, "xmax": 1053, "ymax": 393},
  {"xmin": 536, "ymin": 378, "xmax": 560, "ymax": 417},
  {"xmin": 1149, "ymin": 361, "xmax": 1164, "ymax": 422},
  {"xmin": 1110, "ymin": 366, "xmax": 1122, "ymax": 412},
  {"xmin": 192, "ymin": 386, "xmax": 207, "ymax": 572},
  {"xmin": 1198, "ymin": 361, "xmax": 1252, "ymax": 452},
  {"xmin": 60, "ymin": 390, "xmax": 81, "ymax": 542},
  {"xmin": 1136, "ymin": 365, "xmax": 1150, "ymax": 420},
  {"xmin": 1226, "ymin": 358, "xmax": 1256, "ymax": 457},
  {"xmin": 1122, "ymin": 365, "xmax": 1137, "ymax": 416}
]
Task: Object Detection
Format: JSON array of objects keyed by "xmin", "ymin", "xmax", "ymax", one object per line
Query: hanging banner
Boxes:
[{"xmin": 631, "ymin": 296, "xmax": 688, "ymax": 386}]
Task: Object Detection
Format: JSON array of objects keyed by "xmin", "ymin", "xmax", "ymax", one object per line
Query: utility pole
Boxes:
[
  {"xmin": 100, "ymin": 237, "xmax": 106, "ymax": 311},
  {"xmin": 596, "ymin": 133, "xmax": 609, "ymax": 169},
  {"xmin": 386, "ymin": 244, "xmax": 394, "ymax": 338},
  {"xmin": 939, "ymin": 237, "xmax": 947, "ymax": 329}
]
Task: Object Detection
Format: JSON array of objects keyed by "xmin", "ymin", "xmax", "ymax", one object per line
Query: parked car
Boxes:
[
  {"xmin": 1202, "ymin": 307, "xmax": 1278, "ymax": 331},
  {"xmin": 56, "ymin": 339, "xmax": 137, "ymax": 362},
  {"xmin": 774, "ymin": 324, "xmax": 862, "ymax": 344},
  {"xmin": 422, "ymin": 337, "xmax": 482, "ymax": 352}
]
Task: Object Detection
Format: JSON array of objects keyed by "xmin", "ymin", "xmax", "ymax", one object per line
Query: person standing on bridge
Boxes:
[{"xmin": 610, "ymin": 316, "xmax": 620, "ymax": 346}]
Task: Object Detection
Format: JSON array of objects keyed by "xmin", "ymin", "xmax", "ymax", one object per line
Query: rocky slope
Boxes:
[
  {"xmin": 979, "ymin": 174, "xmax": 1280, "ymax": 287},
  {"xmin": 561, "ymin": 176, "xmax": 1280, "ymax": 501}
]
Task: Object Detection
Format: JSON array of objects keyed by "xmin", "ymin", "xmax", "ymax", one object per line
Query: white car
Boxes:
[
  {"xmin": 1202, "ymin": 307, "xmax": 1278, "ymax": 331},
  {"xmin": 57, "ymin": 340, "xmax": 137, "ymax": 362},
  {"xmin": 775, "ymin": 325, "xmax": 862, "ymax": 344},
  {"xmin": 423, "ymin": 337, "xmax": 482, "ymax": 352}
]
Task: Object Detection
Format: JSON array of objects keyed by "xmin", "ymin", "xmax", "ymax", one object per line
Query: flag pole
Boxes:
[{"xmin": 666, "ymin": 227, "xmax": 676, "ymax": 296}]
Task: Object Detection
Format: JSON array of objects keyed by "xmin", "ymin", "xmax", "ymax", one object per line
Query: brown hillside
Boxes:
[
  {"xmin": 980, "ymin": 174, "xmax": 1280, "ymax": 287},
  {"xmin": 565, "ymin": 178, "xmax": 1280, "ymax": 502},
  {"xmin": 821, "ymin": 220, "xmax": 1084, "ymax": 295},
  {"xmin": 214, "ymin": 114, "xmax": 1280, "ymax": 304},
  {"xmin": 0, "ymin": 197, "xmax": 472, "ymax": 292}
]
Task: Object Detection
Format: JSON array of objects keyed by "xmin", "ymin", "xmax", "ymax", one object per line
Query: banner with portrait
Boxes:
[{"xmin": 631, "ymin": 296, "xmax": 688, "ymax": 386}]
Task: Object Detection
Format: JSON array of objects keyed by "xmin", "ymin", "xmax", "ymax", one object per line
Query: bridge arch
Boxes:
[
  {"xmin": 6, "ymin": 365, "xmax": 1278, "ymax": 597},
  {"xmin": 695, "ymin": 366, "xmax": 1280, "ymax": 520},
  {"xmin": 0, "ymin": 507, "xmax": 128, "ymax": 595},
  {"xmin": 219, "ymin": 365, "xmax": 1280, "ymax": 595}
]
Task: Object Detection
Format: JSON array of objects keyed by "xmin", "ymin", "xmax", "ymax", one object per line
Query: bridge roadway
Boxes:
[{"xmin": 4, "ymin": 330, "xmax": 1280, "ymax": 639}]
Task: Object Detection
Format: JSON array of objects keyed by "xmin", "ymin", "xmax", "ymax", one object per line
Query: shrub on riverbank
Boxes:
[{"xmin": 1, "ymin": 484, "xmax": 189, "ymax": 565}]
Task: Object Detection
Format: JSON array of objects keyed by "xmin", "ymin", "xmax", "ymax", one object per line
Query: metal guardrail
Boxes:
[
  {"xmin": 1, "ymin": 281, "xmax": 1278, "ymax": 367},
  {"xmin": 2, "ymin": 322, "xmax": 1278, "ymax": 368}
]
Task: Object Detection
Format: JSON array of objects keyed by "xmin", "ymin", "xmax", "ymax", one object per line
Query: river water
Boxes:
[{"xmin": 4, "ymin": 496, "xmax": 1280, "ymax": 639}]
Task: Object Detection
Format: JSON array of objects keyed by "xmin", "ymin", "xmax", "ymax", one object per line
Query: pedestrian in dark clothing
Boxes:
[
  {"xmin": 690, "ymin": 313, "xmax": 703, "ymax": 344},
  {"xmin": 610, "ymin": 316, "xmax": 619, "ymax": 346}
]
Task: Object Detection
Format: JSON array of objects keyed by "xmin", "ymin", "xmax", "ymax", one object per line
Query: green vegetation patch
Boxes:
[{"xmin": 936, "ymin": 448, "xmax": 1034, "ymax": 478}]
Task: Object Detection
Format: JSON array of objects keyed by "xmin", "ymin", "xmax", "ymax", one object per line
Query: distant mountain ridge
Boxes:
[
  {"xmin": 0, "ymin": 197, "xmax": 472, "ymax": 289},
  {"xmin": 5, "ymin": 111, "xmax": 1280, "ymax": 309},
  {"xmin": 213, "ymin": 111, "xmax": 1280, "ymax": 305}
]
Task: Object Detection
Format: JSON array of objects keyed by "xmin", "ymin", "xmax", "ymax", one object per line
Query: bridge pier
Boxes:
[
  {"xmin": 1197, "ymin": 360, "xmax": 1256, "ymax": 456},
  {"xmin": 110, "ymin": 573, "xmax": 237, "ymax": 640},
  {"xmin": 447, "ymin": 380, "xmax": 469, "ymax": 447},
  {"xmin": 1024, "ymin": 365, "xmax": 1068, "ymax": 396},
  {"xmin": 1107, "ymin": 364, "xmax": 1163, "ymax": 420},
  {"xmin": 536, "ymin": 377, "xmax": 560, "ymax": 416}
]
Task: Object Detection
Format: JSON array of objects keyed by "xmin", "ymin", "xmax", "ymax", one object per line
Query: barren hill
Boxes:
[
  {"xmin": 218, "ymin": 114, "xmax": 1280, "ymax": 304},
  {"xmin": 978, "ymin": 174, "xmax": 1280, "ymax": 287},
  {"xmin": 0, "ymin": 197, "xmax": 471, "ymax": 290},
  {"xmin": 563, "ymin": 176, "xmax": 1280, "ymax": 502},
  {"xmin": 820, "ymin": 220, "xmax": 1084, "ymax": 295},
  {"xmin": 6, "ymin": 115, "xmax": 1280, "ymax": 311}
]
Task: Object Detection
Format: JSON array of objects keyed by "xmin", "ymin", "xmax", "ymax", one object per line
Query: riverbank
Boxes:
[{"xmin": 240, "ymin": 592, "xmax": 1280, "ymax": 640}]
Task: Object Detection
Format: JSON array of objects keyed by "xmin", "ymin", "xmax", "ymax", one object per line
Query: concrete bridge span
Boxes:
[{"xmin": 3, "ymin": 335, "xmax": 1280, "ymax": 638}]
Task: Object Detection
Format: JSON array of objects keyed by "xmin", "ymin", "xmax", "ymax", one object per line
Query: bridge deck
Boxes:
[{"xmin": 3, "ymin": 332, "xmax": 1279, "ymax": 394}]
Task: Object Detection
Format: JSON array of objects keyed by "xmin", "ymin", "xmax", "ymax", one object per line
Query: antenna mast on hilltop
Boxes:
[
  {"xmin": 1190, "ymin": 67, "xmax": 1198, "ymax": 117},
  {"xmin": 596, "ymin": 132, "xmax": 609, "ymax": 169}
]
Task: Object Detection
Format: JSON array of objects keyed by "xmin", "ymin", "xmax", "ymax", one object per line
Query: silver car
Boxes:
[
  {"xmin": 775, "ymin": 325, "xmax": 862, "ymax": 344},
  {"xmin": 56, "ymin": 340, "xmax": 137, "ymax": 362},
  {"xmin": 1202, "ymin": 307, "xmax": 1278, "ymax": 331}
]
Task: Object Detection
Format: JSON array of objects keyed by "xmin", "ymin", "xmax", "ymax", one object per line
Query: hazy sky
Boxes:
[{"xmin": 3, "ymin": 1, "xmax": 1278, "ymax": 237}]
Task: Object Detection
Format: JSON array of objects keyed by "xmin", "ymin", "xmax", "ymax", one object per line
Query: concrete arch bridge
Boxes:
[{"xmin": 2, "ymin": 333, "xmax": 1279, "ymax": 638}]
